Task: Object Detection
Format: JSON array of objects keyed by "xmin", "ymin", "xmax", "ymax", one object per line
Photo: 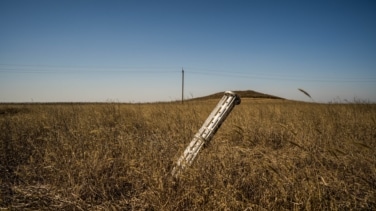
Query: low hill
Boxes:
[{"xmin": 189, "ymin": 90, "xmax": 284, "ymax": 101}]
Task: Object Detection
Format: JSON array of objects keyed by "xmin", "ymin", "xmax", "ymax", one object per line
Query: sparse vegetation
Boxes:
[{"xmin": 1, "ymin": 97, "xmax": 375, "ymax": 210}]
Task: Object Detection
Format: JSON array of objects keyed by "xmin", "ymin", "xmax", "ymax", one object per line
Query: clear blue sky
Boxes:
[{"xmin": 1, "ymin": 0, "xmax": 375, "ymax": 103}]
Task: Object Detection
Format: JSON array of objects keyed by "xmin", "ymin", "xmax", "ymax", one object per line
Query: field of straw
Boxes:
[{"xmin": 1, "ymin": 98, "xmax": 375, "ymax": 210}]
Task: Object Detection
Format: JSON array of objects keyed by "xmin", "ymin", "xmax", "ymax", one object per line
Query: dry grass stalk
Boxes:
[{"xmin": 0, "ymin": 99, "xmax": 375, "ymax": 210}]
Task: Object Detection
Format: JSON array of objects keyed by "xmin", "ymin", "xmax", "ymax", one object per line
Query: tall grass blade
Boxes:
[{"xmin": 298, "ymin": 88, "xmax": 312, "ymax": 99}]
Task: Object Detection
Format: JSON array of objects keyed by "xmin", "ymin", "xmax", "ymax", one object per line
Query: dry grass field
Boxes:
[{"xmin": 1, "ymin": 97, "xmax": 375, "ymax": 210}]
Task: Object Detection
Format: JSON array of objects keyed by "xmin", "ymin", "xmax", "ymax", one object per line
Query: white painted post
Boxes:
[{"xmin": 172, "ymin": 91, "xmax": 241, "ymax": 178}]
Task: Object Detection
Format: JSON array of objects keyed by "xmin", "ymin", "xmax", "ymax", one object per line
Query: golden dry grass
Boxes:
[{"xmin": 1, "ymin": 99, "xmax": 375, "ymax": 210}]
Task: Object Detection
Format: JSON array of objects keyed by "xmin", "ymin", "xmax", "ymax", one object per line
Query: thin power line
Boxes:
[
  {"xmin": 187, "ymin": 71, "xmax": 376, "ymax": 83},
  {"xmin": 0, "ymin": 64, "xmax": 180, "ymax": 74},
  {"xmin": 0, "ymin": 63, "xmax": 180, "ymax": 70},
  {"xmin": 1, "ymin": 64, "xmax": 375, "ymax": 83},
  {"xmin": 186, "ymin": 67, "xmax": 376, "ymax": 81},
  {"xmin": 0, "ymin": 68, "xmax": 177, "ymax": 74}
]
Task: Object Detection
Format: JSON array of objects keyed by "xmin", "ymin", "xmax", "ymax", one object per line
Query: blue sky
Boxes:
[{"xmin": 1, "ymin": 0, "xmax": 375, "ymax": 102}]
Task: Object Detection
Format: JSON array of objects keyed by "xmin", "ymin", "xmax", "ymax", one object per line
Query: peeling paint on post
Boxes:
[{"xmin": 172, "ymin": 91, "xmax": 241, "ymax": 179}]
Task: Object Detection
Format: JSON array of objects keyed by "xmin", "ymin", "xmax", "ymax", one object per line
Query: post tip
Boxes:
[{"xmin": 225, "ymin": 91, "xmax": 241, "ymax": 105}]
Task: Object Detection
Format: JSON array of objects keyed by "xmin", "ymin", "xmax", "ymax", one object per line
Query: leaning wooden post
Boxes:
[{"xmin": 172, "ymin": 91, "xmax": 241, "ymax": 178}]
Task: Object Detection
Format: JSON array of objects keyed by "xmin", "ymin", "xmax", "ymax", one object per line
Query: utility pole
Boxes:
[{"xmin": 182, "ymin": 67, "xmax": 184, "ymax": 104}]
